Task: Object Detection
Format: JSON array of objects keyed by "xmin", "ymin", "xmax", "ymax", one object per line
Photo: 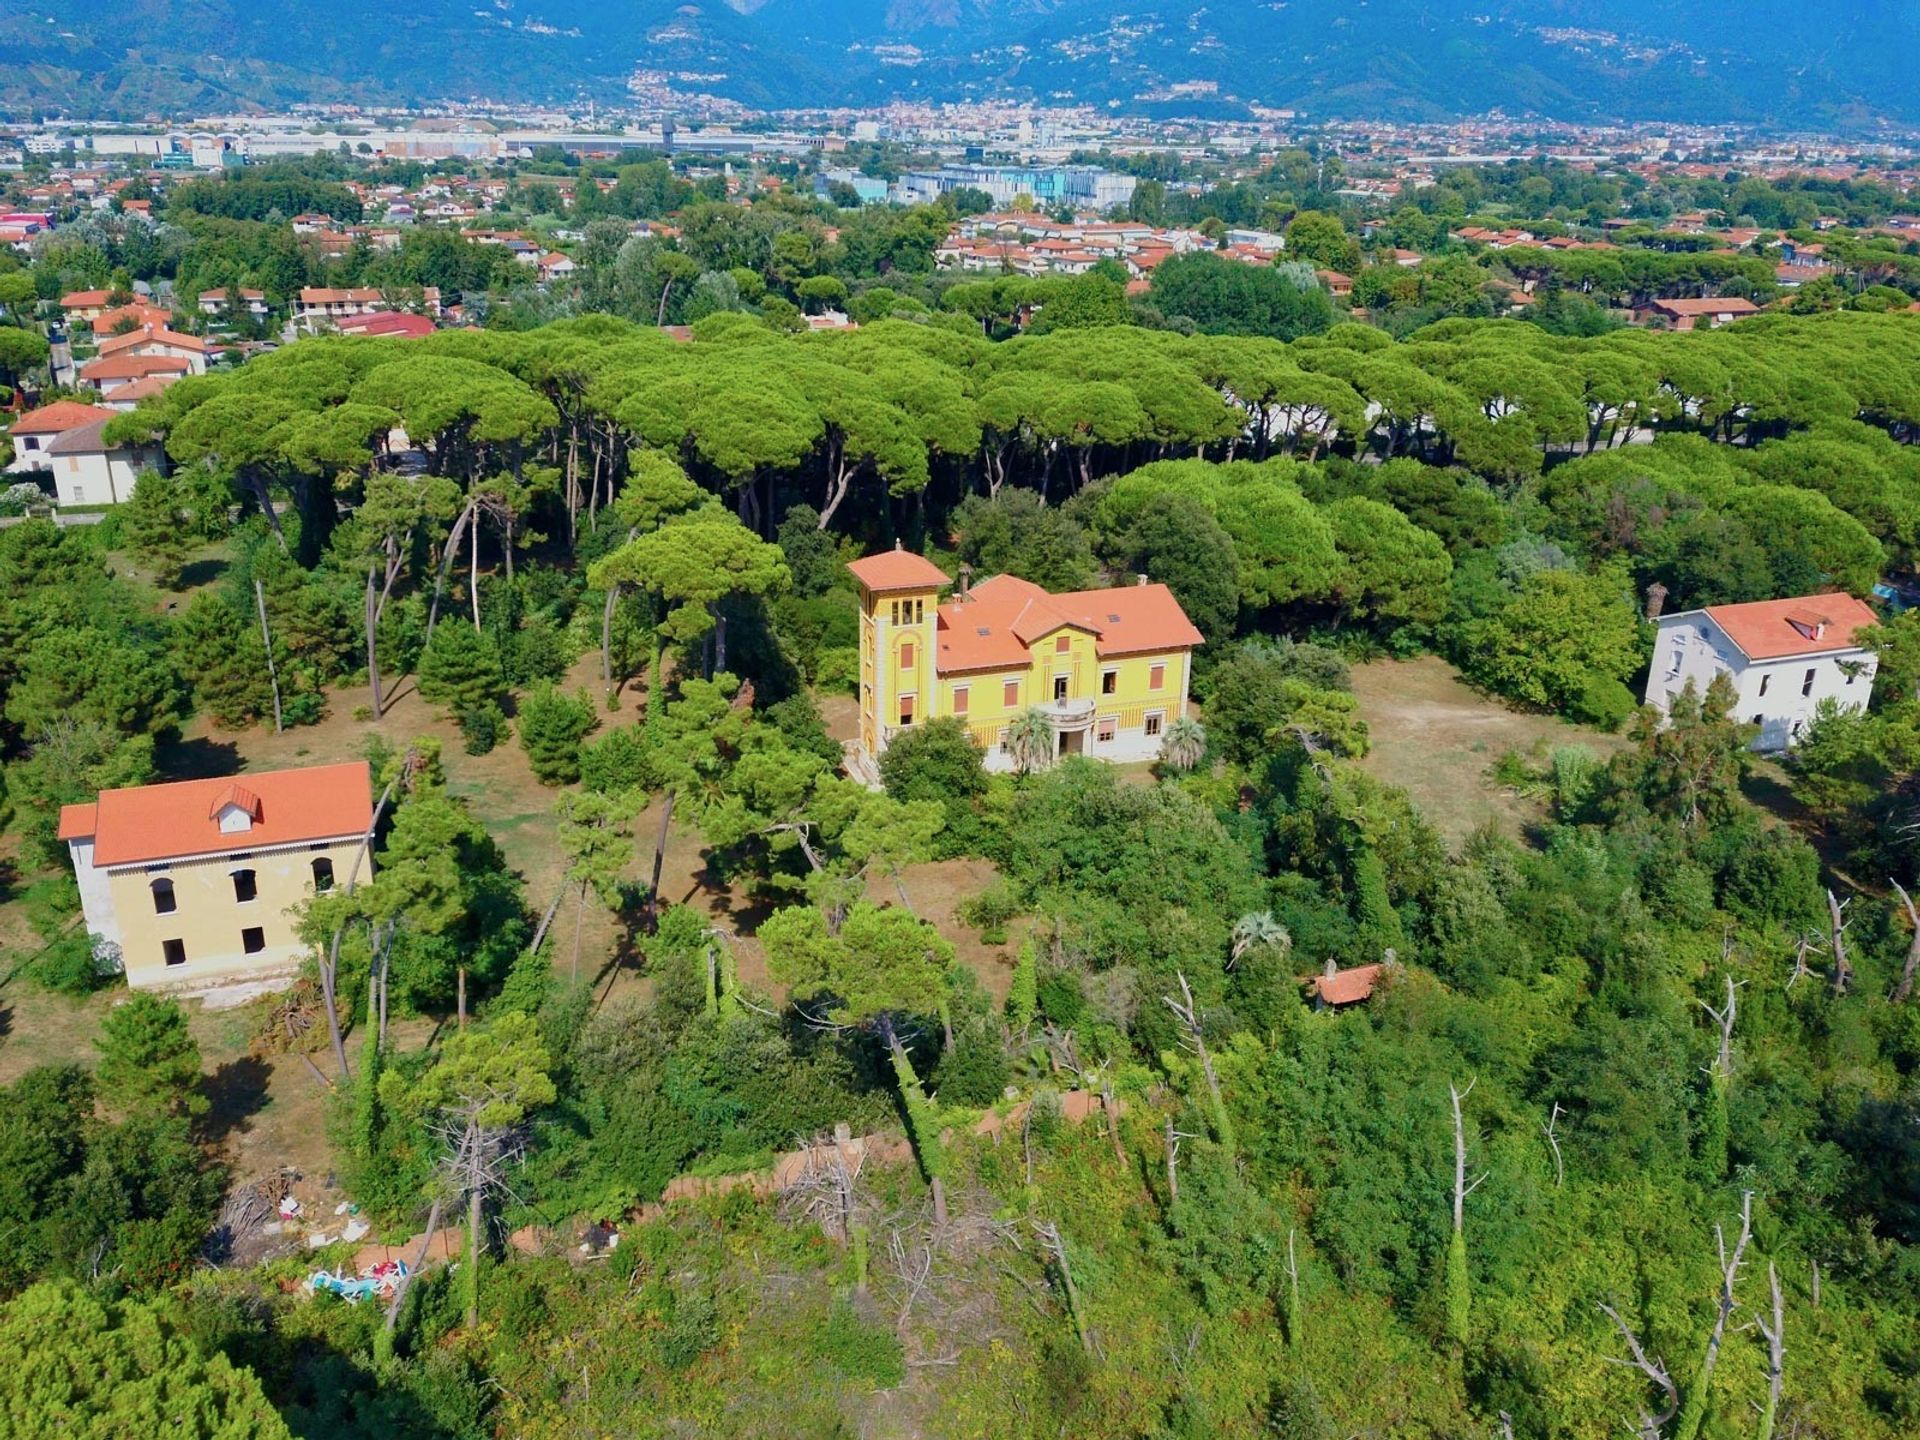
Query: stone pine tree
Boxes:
[
  {"xmin": 587, "ymin": 509, "xmax": 789, "ymax": 679},
  {"xmin": 762, "ymin": 901, "xmax": 958, "ymax": 1224},
  {"xmin": 555, "ymin": 788, "xmax": 638, "ymax": 981}
]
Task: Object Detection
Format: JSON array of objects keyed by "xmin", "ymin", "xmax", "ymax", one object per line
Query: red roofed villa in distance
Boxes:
[
  {"xmin": 59, "ymin": 762, "xmax": 374, "ymax": 990},
  {"xmin": 1312, "ymin": 962, "xmax": 1386, "ymax": 1008}
]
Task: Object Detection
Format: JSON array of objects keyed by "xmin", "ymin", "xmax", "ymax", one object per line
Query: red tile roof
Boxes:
[
  {"xmin": 335, "ymin": 312, "xmax": 436, "ymax": 339},
  {"xmin": 79, "ymin": 354, "xmax": 191, "ymax": 382},
  {"xmin": 1701, "ymin": 594, "xmax": 1878, "ymax": 660},
  {"xmin": 58, "ymin": 761, "xmax": 373, "ymax": 867},
  {"xmin": 1652, "ymin": 297, "xmax": 1761, "ymax": 317},
  {"xmin": 60, "ymin": 289, "xmax": 112, "ymax": 308},
  {"xmin": 10, "ymin": 400, "xmax": 117, "ymax": 434},
  {"xmin": 1313, "ymin": 963, "xmax": 1384, "ymax": 1006},
  {"xmin": 98, "ymin": 325, "xmax": 209, "ymax": 356},
  {"xmin": 934, "ymin": 572, "xmax": 1204, "ymax": 674},
  {"xmin": 91, "ymin": 303, "xmax": 172, "ymax": 336},
  {"xmin": 846, "ymin": 547, "xmax": 952, "ymax": 593}
]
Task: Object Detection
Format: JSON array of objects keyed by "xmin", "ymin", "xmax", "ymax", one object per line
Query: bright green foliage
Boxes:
[
  {"xmin": 1148, "ymin": 251, "xmax": 1338, "ymax": 340},
  {"xmin": 0, "ymin": 1282, "xmax": 291, "ymax": 1440},
  {"xmin": 1457, "ymin": 566, "xmax": 1645, "ymax": 724},
  {"xmin": 96, "ymin": 993, "xmax": 205, "ymax": 1118},
  {"xmin": 517, "ymin": 683, "xmax": 598, "ymax": 784}
]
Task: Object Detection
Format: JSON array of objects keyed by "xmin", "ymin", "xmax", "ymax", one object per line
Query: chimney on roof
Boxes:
[
  {"xmin": 1644, "ymin": 581, "xmax": 1669, "ymax": 620},
  {"xmin": 1136, "ymin": 573, "xmax": 1149, "ymax": 587},
  {"xmin": 958, "ymin": 563, "xmax": 972, "ymax": 601},
  {"xmin": 1323, "ymin": 957, "xmax": 1337, "ymax": 979}
]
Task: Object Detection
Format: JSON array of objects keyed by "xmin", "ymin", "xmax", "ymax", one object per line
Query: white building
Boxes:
[{"xmin": 1646, "ymin": 595, "xmax": 1880, "ymax": 751}]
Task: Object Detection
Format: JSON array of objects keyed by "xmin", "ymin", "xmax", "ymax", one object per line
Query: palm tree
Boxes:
[
  {"xmin": 1159, "ymin": 715, "xmax": 1207, "ymax": 773},
  {"xmin": 1004, "ymin": 706, "xmax": 1058, "ymax": 777},
  {"xmin": 1229, "ymin": 911, "xmax": 1291, "ymax": 970}
]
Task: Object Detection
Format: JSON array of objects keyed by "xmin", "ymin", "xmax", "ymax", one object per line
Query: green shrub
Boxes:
[
  {"xmin": 813, "ymin": 646, "xmax": 860, "ymax": 694},
  {"xmin": 815, "ymin": 1299, "xmax": 905, "ymax": 1389},
  {"xmin": 517, "ymin": 684, "xmax": 597, "ymax": 785},
  {"xmin": 457, "ymin": 700, "xmax": 504, "ymax": 755}
]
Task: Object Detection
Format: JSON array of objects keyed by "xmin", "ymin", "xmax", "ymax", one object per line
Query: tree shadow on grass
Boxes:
[
  {"xmin": 200, "ymin": 1054, "xmax": 273, "ymax": 1146},
  {"xmin": 176, "ymin": 556, "xmax": 229, "ymax": 590},
  {"xmin": 152, "ymin": 733, "xmax": 244, "ymax": 782}
]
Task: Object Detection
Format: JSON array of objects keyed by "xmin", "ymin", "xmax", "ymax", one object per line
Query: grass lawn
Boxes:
[{"xmin": 1349, "ymin": 654, "xmax": 1629, "ymax": 846}]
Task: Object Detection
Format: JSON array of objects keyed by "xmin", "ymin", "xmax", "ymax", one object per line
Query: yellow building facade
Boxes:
[
  {"xmin": 849, "ymin": 549, "xmax": 1202, "ymax": 775},
  {"xmin": 60, "ymin": 763, "xmax": 373, "ymax": 991}
]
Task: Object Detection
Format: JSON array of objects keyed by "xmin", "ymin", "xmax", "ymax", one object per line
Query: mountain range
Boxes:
[{"xmin": 4, "ymin": 1, "xmax": 1917, "ymax": 129}]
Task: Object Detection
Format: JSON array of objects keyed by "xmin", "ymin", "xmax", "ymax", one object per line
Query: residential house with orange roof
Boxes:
[
  {"xmin": 58, "ymin": 762, "xmax": 373, "ymax": 990},
  {"xmin": 848, "ymin": 549, "xmax": 1203, "ymax": 776},
  {"xmin": 77, "ymin": 352, "xmax": 194, "ymax": 397},
  {"xmin": 91, "ymin": 302, "xmax": 173, "ymax": 337},
  {"xmin": 59, "ymin": 289, "xmax": 115, "ymax": 321},
  {"xmin": 1646, "ymin": 593, "xmax": 1880, "ymax": 751},
  {"xmin": 97, "ymin": 324, "xmax": 211, "ymax": 375},
  {"xmin": 6, "ymin": 399, "xmax": 116, "ymax": 472}
]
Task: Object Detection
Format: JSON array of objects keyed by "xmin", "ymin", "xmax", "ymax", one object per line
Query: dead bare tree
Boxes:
[
  {"xmin": 1541, "ymin": 1102, "xmax": 1566, "ymax": 1189},
  {"xmin": 1450, "ymin": 1078, "xmax": 1488, "ymax": 1238},
  {"xmin": 1163, "ymin": 1118, "xmax": 1196, "ymax": 1208},
  {"xmin": 1673, "ymin": 1190, "xmax": 1755, "ymax": 1440},
  {"xmin": 782, "ymin": 1128, "xmax": 865, "ymax": 1245},
  {"xmin": 1599, "ymin": 1301, "xmax": 1681, "ymax": 1440},
  {"xmin": 1826, "ymin": 889, "xmax": 1854, "ymax": 995},
  {"xmin": 1787, "ymin": 933, "xmax": 1816, "ymax": 990},
  {"xmin": 1700, "ymin": 975, "xmax": 1741, "ymax": 1084},
  {"xmin": 1746, "ymin": 1261, "xmax": 1784, "ymax": 1440},
  {"xmin": 1889, "ymin": 879, "xmax": 1920, "ymax": 1003},
  {"xmin": 1163, "ymin": 971, "xmax": 1234, "ymax": 1153}
]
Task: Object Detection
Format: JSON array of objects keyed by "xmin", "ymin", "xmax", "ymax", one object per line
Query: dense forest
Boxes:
[{"xmin": 2, "ymin": 307, "xmax": 1920, "ymax": 1438}]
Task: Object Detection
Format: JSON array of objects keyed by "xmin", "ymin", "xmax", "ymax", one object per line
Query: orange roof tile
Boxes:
[
  {"xmin": 10, "ymin": 400, "xmax": 117, "ymax": 434},
  {"xmin": 68, "ymin": 762, "xmax": 373, "ymax": 867},
  {"xmin": 933, "ymin": 572, "xmax": 1204, "ymax": 674},
  {"xmin": 1701, "ymin": 594, "xmax": 1878, "ymax": 660},
  {"xmin": 1313, "ymin": 963, "xmax": 1384, "ymax": 1006},
  {"xmin": 846, "ymin": 547, "xmax": 951, "ymax": 593},
  {"xmin": 91, "ymin": 303, "xmax": 172, "ymax": 336},
  {"xmin": 98, "ymin": 325, "xmax": 209, "ymax": 356},
  {"xmin": 79, "ymin": 354, "xmax": 191, "ymax": 381}
]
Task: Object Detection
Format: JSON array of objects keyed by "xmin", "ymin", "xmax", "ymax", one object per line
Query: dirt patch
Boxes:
[{"xmin": 1349, "ymin": 655, "xmax": 1627, "ymax": 846}]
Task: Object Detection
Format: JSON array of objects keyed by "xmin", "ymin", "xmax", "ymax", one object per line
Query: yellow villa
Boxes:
[
  {"xmin": 849, "ymin": 547, "xmax": 1203, "ymax": 775},
  {"xmin": 58, "ymin": 762, "xmax": 373, "ymax": 991}
]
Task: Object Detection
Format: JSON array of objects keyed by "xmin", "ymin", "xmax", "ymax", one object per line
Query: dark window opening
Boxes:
[
  {"xmin": 1053, "ymin": 676, "xmax": 1069, "ymax": 702},
  {"xmin": 1802, "ymin": 668, "xmax": 1816, "ymax": 697},
  {"xmin": 151, "ymin": 878, "xmax": 176, "ymax": 915},
  {"xmin": 232, "ymin": 868, "xmax": 257, "ymax": 904},
  {"xmin": 241, "ymin": 927, "xmax": 266, "ymax": 955},
  {"xmin": 311, "ymin": 857, "xmax": 335, "ymax": 892},
  {"xmin": 162, "ymin": 939, "xmax": 186, "ymax": 967}
]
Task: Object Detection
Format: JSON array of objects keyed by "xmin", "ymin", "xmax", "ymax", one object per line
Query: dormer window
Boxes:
[{"xmin": 210, "ymin": 782, "xmax": 262, "ymax": 835}]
